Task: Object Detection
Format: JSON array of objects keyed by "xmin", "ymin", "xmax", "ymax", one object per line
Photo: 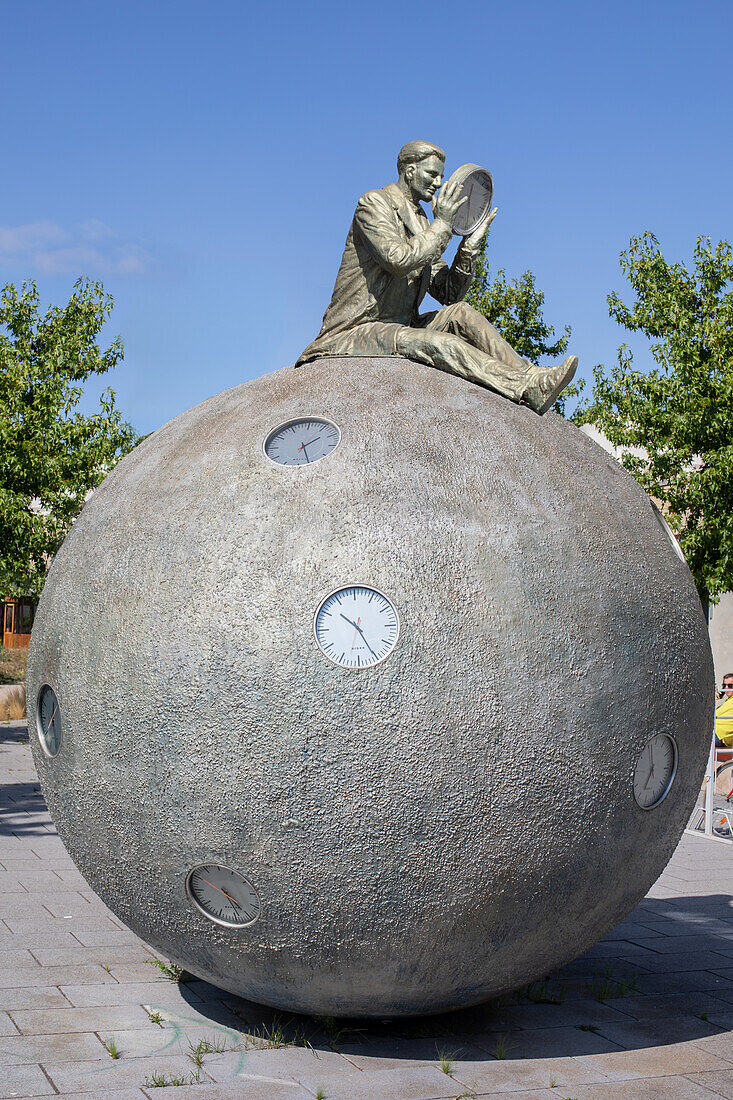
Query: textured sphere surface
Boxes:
[{"xmin": 27, "ymin": 357, "xmax": 713, "ymax": 1016}]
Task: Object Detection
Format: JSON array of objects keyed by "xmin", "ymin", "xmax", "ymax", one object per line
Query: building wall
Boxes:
[{"xmin": 709, "ymin": 592, "xmax": 733, "ymax": 687}]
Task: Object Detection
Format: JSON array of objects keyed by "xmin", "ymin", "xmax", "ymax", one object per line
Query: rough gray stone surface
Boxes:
[{"xmin": 26, "ymin": 356, "xmax": 713, "ymax": 1016}]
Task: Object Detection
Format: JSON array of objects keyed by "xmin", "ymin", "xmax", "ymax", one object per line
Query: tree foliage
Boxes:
[
  {"xmin": 466, "ymin": 234, "xmax": 571, "ymax": 365},
  {"xmin": 578, "ymin": 233, "xmax": 733, "ymax": 604},
  {"xmin": 0, "ymin": 278, "xmax": 139, "ymax": 598}
]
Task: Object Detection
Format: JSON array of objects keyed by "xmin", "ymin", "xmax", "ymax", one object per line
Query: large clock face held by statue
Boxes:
[
  {"xmin": 314, "ymin": 586, "xmax": 399, "ymax": 668},
  {"xmin": 449, "ymin": 165, "xmax": 494, "ymax": 236}
]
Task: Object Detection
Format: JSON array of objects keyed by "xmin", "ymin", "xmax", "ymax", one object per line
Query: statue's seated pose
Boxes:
[{"xmin": 296, "ymin": 141, "xmax": 577, "ymax": 414}]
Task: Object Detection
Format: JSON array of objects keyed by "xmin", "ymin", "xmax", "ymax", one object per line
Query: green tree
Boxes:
[
  {"xmin": 0, "ymin": 278, "xmax": 139, "ymax": 598},
  {"xmin": 466, "ymin": 234, "xmax": 571, "ymax": 365},
  {"xmin": 466, "ymin": 234, "xmax": 580, "ymax": 415},
  {"xmin": 578, "ymin": 232, "xmax": 733, "ymax": 605}
]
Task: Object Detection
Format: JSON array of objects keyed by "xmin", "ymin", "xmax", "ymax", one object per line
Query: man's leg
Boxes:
[
  {"xmin": 401, "ymin": 302, "xmax": 577, "ymax": 413},
  {"xmin": 395, "ymin": 318, "xmax": 529, "ymax": 402},
  {"xmin": 420, "ymin": 302, "xmax": 531, "ymax": 376}
]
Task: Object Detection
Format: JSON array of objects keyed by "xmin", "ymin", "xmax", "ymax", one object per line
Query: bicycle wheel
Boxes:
[{"xmin": 714, "ymin": 761, "xmax": 733, "ymax": 803}]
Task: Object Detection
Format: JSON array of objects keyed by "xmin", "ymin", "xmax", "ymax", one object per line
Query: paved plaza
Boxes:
[{"xmin": 2, "ymin": 719, "xmax": 733, "ymax": 1099}]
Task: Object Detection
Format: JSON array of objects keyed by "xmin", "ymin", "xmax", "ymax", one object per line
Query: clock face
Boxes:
[
  {"xmin": 186, "ymin": 864, "xmax": 260, "ymax": 928},
  {"xmin": 314, "ymin": 585, "xmax": 400, "ymax": 669},
  {"xmin": 36, "ymin": 685, "xmax": 62, "ymax": 757},
  {"xmin": 264, "ymin": 417, "xmax": 340, "ymax": 466},
  {"xmin": 633, "ymin": 733, "xmax": 678, "ymax": 809},
  {"xmin": 452, "ymin": 168, "xmax": 494, "ymax": 236}
]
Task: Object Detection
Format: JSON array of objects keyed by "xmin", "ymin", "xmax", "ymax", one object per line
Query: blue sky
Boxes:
[{"xmin": 1, "ymin": 0, "xmax": 731, "ymax": 434}]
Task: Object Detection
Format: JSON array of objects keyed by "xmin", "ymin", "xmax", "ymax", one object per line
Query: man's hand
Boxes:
[
  {"xmin": 462, "ymin": 206, "xmax": 498, "ymax": 253},
  {"xmin": 432, "ymin": 176, "xmax": 468, "ymax": 232}
]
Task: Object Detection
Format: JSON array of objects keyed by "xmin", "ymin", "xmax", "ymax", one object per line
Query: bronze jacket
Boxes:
[{"xmin": 296, "ymin": 182, "xmax": 474, "ymax": 364}]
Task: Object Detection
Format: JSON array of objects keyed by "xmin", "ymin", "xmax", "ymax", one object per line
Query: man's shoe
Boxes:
[{"xmin": 523, "ymin": 355, "xmax": 578, "ymax": 415}]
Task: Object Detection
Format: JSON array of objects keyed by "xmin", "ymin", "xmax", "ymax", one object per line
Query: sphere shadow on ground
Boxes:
[{"xmin": 173, "ymin": 887, "xmax": 733, "ymax": 1061}]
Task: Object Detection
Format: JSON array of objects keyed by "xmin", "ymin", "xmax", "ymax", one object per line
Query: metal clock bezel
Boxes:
[
  {"xmin": 633, "ymin": 733, "xmax": 679, "ymax": 810},
  {"xmin": 35, "ymin": 683, "xmax": 63, "ymax": 758},
  {"xmin": 185, "ymin": 863, "xmax": 261, "ymax": 929},
  {"xmin": 262, "ymin": 415, "xmax": 341, "ymax": 467},
  {"xmin": 650, "ymin": 500, "xmax": 686, "ymax": 563},
  {"xmin": 313, "ymin": 583, "xmax": 401, "ymax": 670}
]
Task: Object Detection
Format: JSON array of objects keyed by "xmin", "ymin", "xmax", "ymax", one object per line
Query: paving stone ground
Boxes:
[{"xmin": 3, "ymin": 717, "xmax": 733, "ymax": 1099}]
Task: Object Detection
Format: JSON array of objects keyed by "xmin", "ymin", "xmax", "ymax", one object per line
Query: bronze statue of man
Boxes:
[{"xmin": 296, "ymin": 140, "xmax": 577, "ymax": 414}]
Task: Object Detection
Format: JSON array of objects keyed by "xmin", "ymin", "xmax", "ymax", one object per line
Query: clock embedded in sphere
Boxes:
[
  {"xmin": 314, "ymin": 585, "xmax": 399, "ymax": 668},
  {"xmin": 264, "ymin": 416, "xmax": 340, "ymax": 466},
  {"xmin": 633, "ymin": 733, "xmax": 678, "ymax": 809},
  {"xmin": 185, "ymin": 864, "xmax": 260, "ymax": 928},
  {"xmin": 36, "ymin": 685, "xmax": 62, "ymax": 757}
]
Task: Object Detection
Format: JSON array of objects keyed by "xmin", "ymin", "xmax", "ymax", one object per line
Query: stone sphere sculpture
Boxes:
[{"xmin": 27, "ymin": 357, "xmax": 713, "ymax": 1017}]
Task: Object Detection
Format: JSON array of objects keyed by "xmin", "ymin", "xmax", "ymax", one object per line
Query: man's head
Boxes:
[
  {"xmin": 397, "ymin": 140, "xmax": 446, "ymax": 205},
  {"xmin": 723, "ymin": 673, "xmax": 733, "ymax": 696}
]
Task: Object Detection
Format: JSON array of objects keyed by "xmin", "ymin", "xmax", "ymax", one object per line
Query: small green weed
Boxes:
[
  {"xmin": 148, "ymin": 959, "xmax": 192, "ymax": 982},
  {"xmin": 700, "ymin": 1011, "xmax": 709, "ymax": 1021},
  {"xmin": 247, "ymin": 1015, "xmax": 289, "ymax": 1049},
  {"xmin": 492, "ymin": 1033, "xmax": 511, "ymax": 1059},
  {"xmin": 143, "ymin": 1070, "xmax": 202, "ymax": 1087},
  {"xmin": 314, "ymin": 1015, "xmax": 365, "ymax": 1048},
  {"xmin": 523, "ymin": 978, "xmax": 565, "ymax": 1005},
  {"xmin": 101, "ymin": 963, "xmax": 112, "ymax": 974},
  {"xmin": 613, "ymin": 973, "xmax": 640, "ymax": 997},
  {"xmin": 437, "ymin": 1047, "xmax": 456, "ymax": 1074},
  {"xmin": 315, "ymin": 1090, "xmax": 326, "ymax": 1100},
  {"xmin": 577, "ymin": 1024, "xmax": 599, "ymax": 1032},
  {"xmin": 105, "ymin": 1035, "xmax": 120, "ymax": 1059},
  {"xmin": 147, "ymin": 1010, "xmax": 164, "ymax": 1026},
  {"xmin": 188, "ymin": 1035, "xmax": 235, "ymax": 1066}
]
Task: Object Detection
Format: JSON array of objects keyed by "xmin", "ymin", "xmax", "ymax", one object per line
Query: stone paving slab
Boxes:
[
  {"xmin": 0, "ymin": 1064, "xmax": 56, "ymax": 1098},
  {"xmin": 3, "ymin": 717, "xmax": 733, "ymax": 1098},
  {"xmin": 565, "ymin": 1077, "xmax": 731, "ymax": 1098}
]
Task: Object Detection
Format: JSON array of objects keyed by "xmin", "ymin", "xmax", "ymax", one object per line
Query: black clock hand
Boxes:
[{"xmin": 339, "ymin": 612, "xmax": 379, "ymax": 659}]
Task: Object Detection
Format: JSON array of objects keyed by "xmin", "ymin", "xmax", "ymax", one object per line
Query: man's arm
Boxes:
[
  {"xmin": 430, "ymin": 206, "xmax": 499, "ymax": 304},
  {"xmin": 429, "ymin": 244, "xmax": 476, "ymax": 305},
  {"xmin": 355, "ymin": 191, "xmax": 452, "ymax": 276}
]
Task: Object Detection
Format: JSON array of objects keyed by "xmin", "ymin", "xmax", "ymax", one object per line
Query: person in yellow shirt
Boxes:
[{"xmin": 715, "ymin": 673, "xmax": 733, "ymax": 748}]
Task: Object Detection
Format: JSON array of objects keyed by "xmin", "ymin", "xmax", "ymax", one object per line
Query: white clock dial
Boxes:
[
  {"xmin": 633, "ymin": 734, "xmax": 678, "ymax": 809},
  {"xmin": 264, "ymin": 417, "xmax": 340, "ymax": 466},
  {"xmin": 185, "ymin": 864, "xmax": 260, "ymax": 927},
  {"xmin": 314, "ymin": 585, "xmax": 399, "ymax": 669}
]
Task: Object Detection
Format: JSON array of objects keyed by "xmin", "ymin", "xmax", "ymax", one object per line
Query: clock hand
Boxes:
[
  {"xmin": 644, "ymin": 746, "xmax": 656, "ymax": 789},
  {"xmin": 45, "ymin": 705, "xmax": 58, "ymax": 734},
  {"xmin": 351, "ymin": 620, "xmax": 379, "ymax": 660},
  {"xmin": 297, "ymin": 436, "xmax": 320, "ymax": 463},
  {"xmin": 337, "ymin": 612, "xmax": 378, "ymax": 658},
  {"xmin": 200, "ymin": 877, "xmax": 241, "ymax": 907}
]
